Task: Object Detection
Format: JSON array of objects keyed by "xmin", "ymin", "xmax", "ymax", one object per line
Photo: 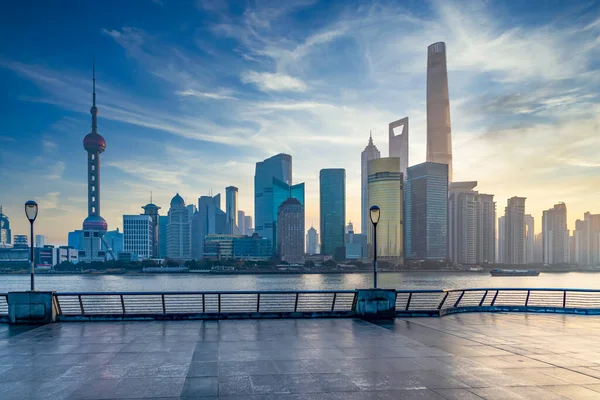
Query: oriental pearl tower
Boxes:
[{"xmin": 81, "ymin": 61, "xmax": 108, "ymax": 261}]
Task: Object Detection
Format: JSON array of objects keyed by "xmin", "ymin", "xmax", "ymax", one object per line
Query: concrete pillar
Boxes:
[
  {"xmin": 353, "ymin": 289, "xmax": 396, "ymax": 320},
  {"xmin": 8, "ymin": 292, "xmax": 56, "ymax": 324}
]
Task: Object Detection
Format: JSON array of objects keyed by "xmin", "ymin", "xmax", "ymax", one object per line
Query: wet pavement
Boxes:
[{"xmin": 1, "ymin": 313, "xmax": 600, "ymax": 399}]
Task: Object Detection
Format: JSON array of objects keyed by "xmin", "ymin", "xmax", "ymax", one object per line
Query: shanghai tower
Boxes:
[{"xmin": 426, "ymin": 42, "xmax": 453, "ymax": 181}]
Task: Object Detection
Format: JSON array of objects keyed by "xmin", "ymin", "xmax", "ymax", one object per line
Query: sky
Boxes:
[{"xmin": 0, "ymin": 0, "xmax": 599, "ymax": 245}]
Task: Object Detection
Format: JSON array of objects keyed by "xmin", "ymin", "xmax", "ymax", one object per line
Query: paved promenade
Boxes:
[{"xmin": 1, "ymin": 314, "xmax": 600, "ymax": 399}]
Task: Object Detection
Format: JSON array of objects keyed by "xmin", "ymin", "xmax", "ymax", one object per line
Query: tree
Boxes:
[
  {"xmin": 304, "ymin": 260, "xmax": 315, "ymax": 269},
  {"xmin": 323, "ymin": 259, "xmax": 337, "ymax": 269}
]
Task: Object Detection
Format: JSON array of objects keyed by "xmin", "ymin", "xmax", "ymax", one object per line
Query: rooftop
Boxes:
[{"xmin": 1, "ymin": 314, "xmax": 600, "ymax": 399}]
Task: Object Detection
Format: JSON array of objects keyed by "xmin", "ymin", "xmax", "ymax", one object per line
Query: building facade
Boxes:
[
  {"xmin": 448, "ymin": 182, "xmax": 477, "ymax": 265},
  {"xmin": 0, "ymin": 206, "xmax": 11, "ymax": 245},
  {"xmin": 524, "ymin": 214, "xmax": 535, "ymax": 264},
  {"xmin": 542, "ymin": 203, "xmax": 569, "ymax": 264},
  {"xmin": 475, "ymin": 194, "xmax": 496, "ymax": 264},
  {"xmin": 361, "ymin": 134, "xmax": 381, "ymax": 234},
  {"xmin": 35, "ymin": 235, "xmax": 47, "ymax": 248},
  {"xmin": 226, "ymin": 186, "xmax": 239, "ymax": 234},
  {"xmin": 320, "ymin": 169, "xmax": 346, "ymax": 257},
  {"xmin": 167, "ymin": 193, "xmax": 191, "ymax": 260},
  {"xmin": 123, "ymin": 215, "xmax": 154, "ymax": 260},
  {"xmin": 426, "ymin": 42, "xmax": 453, "ymax": 181},
  {"xmin": 158, "ymin": 215, "xmax": 168, "ymax": 258},
  {"xmin": 497, "ymin": 216, "xmax": 505, "ymax": 263},
  {"xmin": 237, "ymin": 210, "xmax": 246, "ymax": 236},
  {"xmin": 306, "ymin": 226, "xmax": 319, "ymax": 255},
  {"xmin": 405, "ymin": 162, "xmax": 448, "ymax": 260},
  {"xmin": 103, "ymin": 229, "xmax": 124, "ymax": 256},
  {"xmin": 389, "ymin": 118, "xmax": 409, "ymax": 180},
  {"xmin": 244, "ymin": 215, "xmax": 253, "ymax": 236},
  {"xmin": 573, "ymin": 212, "xmax": 600, "ymax": 266},
  {"xmin": 367, "ymin": 158, "xmax": 404, "ymax": 260},
  {"xmin": 141, "ymin": 202, "xmax": 161, "ymax": 258},
  {"xmin": 13, "ymin": 235, "xmax": 28, "ymax": 249},
  {"xmin": 277, "ymin": 198, "xmax": 305, "ymax": 263},
  {"xmin": 504, "ymin": 197, "xmax": 526, "ymax": 265}
]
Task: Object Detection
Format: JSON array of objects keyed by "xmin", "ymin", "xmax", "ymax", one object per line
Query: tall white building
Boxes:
[
  {"xmin": 573, "ymin": 212, "xmax": 600, "ymax": 265},
  {"xmin": 238, "ymin": 210, "xmax": 246, "ymax": 236},
  {"xmin": 497, "ymin": 216, "xmax": 505, "ymax": 263},
  {"xmin": 226, "ymin": 186, "xmax": 239, "ymax": 235},
  {"xmin": 476, "ymin": 194, "xmax": 495, "ymax": 264},
  {"xmin": 524, "ymin": 214, "xmax": 535, "ymax": 264},
  {"xmin": 542, "ymin": 203, "xmax": 569, "ymax": 264},
  {"xmin": 123, "ymin": 215, "xmax": 154, "ymax": 260},
  {"xmin": 306, "ymin": 226, "xmax": 319, "ymax": 255},
  {"xmin": 167, "ymin": 193, "xmax": 191, "ymax": 260},
  {"xmin": 244, "ymin": 215, "xmax": 253, "ymax": 236},
  {"xmin": 504, "ymin": 197, "xmax": 526, "ymax": 265},
  {"xmin": 448, "ymin": 182, "xmax": 477, "ymax": 265},
  {"xmin": 361, "ymin": 133, "xmax": 381, "ymax": 234},
  {"xmin": 35, "ymin": 235, "xmax": 47, "ymax": 248}
]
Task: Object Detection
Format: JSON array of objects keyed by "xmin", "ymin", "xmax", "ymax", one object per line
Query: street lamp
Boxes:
[
  {"xmin": 369, "ymin": 205, "xmax": 380, "ymax": 289},
  {"xmin": 24, "ymin": 200, "xmax": 38, "ymax": 291}
]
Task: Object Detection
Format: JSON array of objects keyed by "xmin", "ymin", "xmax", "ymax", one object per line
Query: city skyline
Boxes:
[{"xmin": 1, "ymin": 1, "xmax": 600, "ymax": 244}]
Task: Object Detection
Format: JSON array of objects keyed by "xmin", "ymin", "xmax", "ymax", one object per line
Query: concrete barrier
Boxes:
[
  {"xmin": 353, "ymin": 289, "xmax": 396, "ymax": 320},
  {"xmin": 8, "ymin": 292, "xmax": 56, "ymax": 324}
]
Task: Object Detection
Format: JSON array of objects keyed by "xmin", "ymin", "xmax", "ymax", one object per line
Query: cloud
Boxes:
[
  {"xmin": 175, "ymin": 89, "xmax": 236, "ymax": 100},
  {"xmin": 241, "ymin": 71, "xmax": 307, "ymax": 92},
  {"xmin": 0, "ymin": 135, "xmax": 15, "ymax": 142}
]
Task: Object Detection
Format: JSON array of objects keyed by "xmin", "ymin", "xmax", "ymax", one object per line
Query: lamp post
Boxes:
[
  {"xmin": 369, "ymin": 205, "xmax": 380, "ymax": 289},
  {"xmin": 24, "ymin": 200, "xmax": 38, "ymax": 291}
]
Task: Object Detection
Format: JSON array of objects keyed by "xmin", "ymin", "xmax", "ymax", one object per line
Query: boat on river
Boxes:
[{"xmin": 490, "ymin": 269, "xmax": 540, "ymax": 277}]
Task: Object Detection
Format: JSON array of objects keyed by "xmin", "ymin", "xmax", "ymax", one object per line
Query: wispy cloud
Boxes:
[
  {"xmin": 241, "ymin": 71, "xmax": 307, "ymax": 92},
  {"xmin": 175, "ymin": 89, "xmax": 236, "ymax": 100}
]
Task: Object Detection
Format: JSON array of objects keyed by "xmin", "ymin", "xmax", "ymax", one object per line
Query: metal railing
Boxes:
[
  {"xmin": 0, "ymin": 293, "xmax": 8, "ymax": 317},
  {"xmin": 54, "ymin": 290, "xmax": 357, "ymax": 319},
  {"xmin": 396, "ymin": 288, "xmax": 600, "ymax": 316}
]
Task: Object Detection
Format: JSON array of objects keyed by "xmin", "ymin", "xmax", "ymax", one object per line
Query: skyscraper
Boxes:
[
  {"xmin": 192, "ymin": 194, "xmax": 224, "ymax": 259},
  {"xmin": 123, "ymin": 215, "xmax": 154, "ymax": 260},
  {"xmin": 504, "ymin": 197, "xmax": 526, "ymax": 265},
  {"xmin": 142, "ymin": 198, "xmax": 161, "ymax": 258},
  {"xmin": 542, "ymin": 203, "xmax": 568, "ymax": 264},
  {"xmin": 0, "ymin": 206, "xmax": 11, "ymax": 245},
  {"xmin": 238, "ymin": 210, "xmax": 246, "ymax": 236},
  {"xmin": 361, "ymin": 133, "xmax": 381, "ymax": 234},
  {"xmin": 426, "ymin": 42, "xmax": 453, "ymax": 181},
  {"xmin": 244, "ymin": 215, "xmax": 253, "ymax": 236},
  {"xmin": 524, "ymin": 214, "xmax": 535, "ymax": 264},
  {"xmin": 367, "ymin": 158, "xmax": 404, "ymax": 260},
  {"xmin": 497, "ymin": 216, "xmax": 505, "ymax": 263},
  {"xmin": 405, "ymin": 162, "xmax": 448, "ymax": 260},
  {"xmin": 158, "ymin": 215, "xmax": 168, "ymax": 258},
  {"xmin": 35, "ymin": 235, "xmax": 46, "ymax": 248},
  {"xmin": 475, "ymin": 194, "xmax": 496, "ymax": 264},
  {"xmin": 81, "ymin": 62, "xmax": 108, "ymax": 262},
  {"xmin": 306, "ymin": 226, "xmax": 319, "ymax": 255},
  {"xmin": 226, "ymin": 186, "xmax": 239, "ymax": 234},
  {"xmin": 319, "ymin": 169, "xmax": 346, "ymax": 257},
  {"xmin": 573, "ymin": 212, "xmax": 600, "ymax": 266},
  {"xmin": 277, "ymin": 198, "xmax": 305, "ymax": 263},
  {"xmin": 167, "ymin": 193, "xmax": 191, "ymax": 260},
  {"xmin": 389, "ymin": 117, "xmax": 409, "ymax": 180},
  {"xmin": 448, "ymin": 182, "xmax": 477, "ymax": 265}
]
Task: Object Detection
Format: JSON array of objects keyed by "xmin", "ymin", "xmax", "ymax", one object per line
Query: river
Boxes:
[{"xmin": 0, "ymin": 272, "xmax": 599, "ymax": 292}]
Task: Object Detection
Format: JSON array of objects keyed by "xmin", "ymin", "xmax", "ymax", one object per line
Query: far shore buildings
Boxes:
[
  {"xmin": 542, "ymin": 203, "xmax": 569, "ymax": 265},
  {"xmin": 361, "ymin": 134, "xmax": 381, "ymax": 235},
  {"xmin": 277, "ymin": 198, "xmax": 305, "ymax": 264},
  {"xmin": 504, "ymin": 196, "xmax": 526, "ymax": 265},
  {"xmin": 167, "ymin": 193, "xmax": 191, "ymax": 260},
  {"xmin": 320, "ymin": 169, "xmax": 346, "ymax": 257}
]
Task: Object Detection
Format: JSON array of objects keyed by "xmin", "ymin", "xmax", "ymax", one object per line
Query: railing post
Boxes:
[
  {"xmin": 563, "ymin": 291, "xmax": 567, "ymax": 308},
  {"xmin": 491, "ymin": 290, "xmax": 499, "ymax": 306},
  {"xmin": 525, "ymin": 290, "xmax": 530, "ymax": 307},
  {"xmin": 54, "ymin": 295, "xmax": 62, "ymax": 316},
  {"xmin": 257, "ymin": 293, "xmax": 261, "ymax": 312},
  {"xmin": 453, "ymin": 291, "xmax": 465, "ymax": 308},
  {"xmin": 202, "ymin": 294, "xmax": 205, "ymax": 313},
  {"xmin": 479, "ymin": 290, "xmax": 488, "ymax": 306},
  {"xmin": 331, "ymin": 293, "xmax": 337, "ymax": 312},
  {"xmin": 78, "ymin": 294, "xmax": 84, "ymax": 314},
  {"xmin": 161, "ymin": 294, "xmax": 166, "ymax": 314},
  {"xmin": 120, "ymin": 294, "xmax": 125, "ymax": 315},
  {"xmin": 438, "ymin": 292, "xmax": 449, "ymax": 309},
  {"xmin": 406, "ymin": 292, "xmax": 412, "ymax": 311},
  {"xmin": 218, "ymin": 294, "xmax": 221, "ymax": 313},
  {"xmin": 294, "ymin": 292, "xmax": 299, "ymax": 312}
]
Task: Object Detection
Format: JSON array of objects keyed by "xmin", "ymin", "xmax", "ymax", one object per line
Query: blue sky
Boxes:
[{"xmin": 1, "ymin": 0, "xmax": 599, "ymax": 244}]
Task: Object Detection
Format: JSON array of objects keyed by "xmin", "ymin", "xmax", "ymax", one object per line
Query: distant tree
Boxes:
[
  {"xmin": 163, "ymin": 258, "xmax": 179, "ymax": 268},
  {"xmin": 304, "ymin": 260, "xmax": 315, "ymax": 269},
  {"xmin": 323, "ymin": 259, "xmax": 337, "ymax": 269}
]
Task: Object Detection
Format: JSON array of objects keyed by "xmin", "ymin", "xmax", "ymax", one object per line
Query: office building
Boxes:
[
  {"xmin": 426, "ymin": 42, "xmax": 453, "ymax": 181},
  {"xmin": 81, "ymin": 62, "xmax": 108, "ymax": 262},
  {"xmin": 244, "ymin": 215, "xmax": 253, "ymax": 236},
  {"xmin": 346, "ymin": 227, "xmax": 367, "ymax": 260},
  {"xmin": 277, "ymin": 198, "xmax": 305, "ymax": 263},
  {"xmin": 35, "ymin": 235, "xmax": 46, "ymax": 248},
  {"xmin": 123, "ymin": 215, "xmax": 154, "ymax": 260},
  {"xmin": 0, "ymin": 206, "xmax": 11, "ymax": 245},
  {"xmin": 368, "ymin": 158, "xmax": 404, "ymax": 260},
  {"xmin": 573, "ymin": 213, "xmax": 600, "ymax": 265},
  {"xmin": 448, "ymin": 182, "xmax": 477, "ymax": 265},
  {"xmin": 542, "ymin": 203, "xmax": 569, "ymax": 264},
  {"xmin": 203, "ymin": 234, "xmax": 272, "ymax": 260},
  {"xmin": 238, "ymin": 210, "xmax": 246, "ymax": 237},
  {"xmin": 68, "ymin": 230, "xmax": 83, "ymax": 251},
  {"xmin": 142, "ymin": 200, "xmax": 161, "ymax": 258},
  {"xmin": 320, "ymin": 169, "xmax": 346, "ymax": 257},
  {"xmin": 103, "ymin": 229, "xmax": 124, "ymax": 256},
  {"xmin": 192, "ymin": 194, "xmax": 228, "ymax": 259},
  {"xmin": 475, "ymin": 194, "xmax": 496, "ymax": 264},
  {"xmin": 158, "ymin": 215, "xmax": 168, "ymax": 258},
  {"xmin": 524, "ymin": 214, "xmax": 535, "ymax": 264},
  {"xmin": 497, "ymin": 216, "xmax": 505, "ymax": 263},
  {"xmin": 361, "ymin": 133, "xmax": 381, "ymax": 234},
  {"xmin": 14, "ymin": 235, "xmax": 28, "ymax": 249},
  {"xmin": 226, "ymin": 186, "xmax": 239, "ymax": 234},
  {"xmin": 167, "ymin": 193, "xmax": 191, "ymax": 260},
  {"xmin": 306, "ymin": 226, "xmax": 319, "ymax": 255},
  {"xmin": 405, "ymin": 162, "xmax": 448, "ymax": 260},
  {"xmin": 389, "ymin": 118, "xmax": 409, "ymax": 180},
  {"xmin": 504, "ymin": 197, "xmax": 526, "ymax": 265},
  {"xmin": 534, "ymin": 233, "xmax": 543, "ymax": 263}
]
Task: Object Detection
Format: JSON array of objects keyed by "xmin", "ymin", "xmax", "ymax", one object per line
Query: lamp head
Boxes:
[
  {"xmin": 25, "ymin": 200, "xmax": 38, "ymax": 222},
  {"xmin": 369, "ymin": 205, "xmax": 380, "ymax": 225}
]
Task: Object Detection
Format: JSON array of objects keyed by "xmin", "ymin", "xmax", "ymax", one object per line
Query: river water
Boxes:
[{"xmin": 0, "ymin": 272, "xmax": 599, "ymax": 292}]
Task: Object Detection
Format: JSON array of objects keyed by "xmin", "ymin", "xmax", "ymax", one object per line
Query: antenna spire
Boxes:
[
  {"xmin": 150, "ymin": 191, "xmax": 153, "ymax": 204},
  {"xmin": 90, "ymin": 57, "xmax": 98, "ymax": 134},
  {"xmin": 92, "ymin": 57, "xmax": 96, "ymax": 107}
]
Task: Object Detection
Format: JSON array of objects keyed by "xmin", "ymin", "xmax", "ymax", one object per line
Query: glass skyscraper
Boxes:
[
  {"xmin": 405, "ymin": 162, "xmax": 448, "ymax": 260},
  {"xmin": 319, "ymin": 169, "xmax": 345, "ymax": 256}
]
